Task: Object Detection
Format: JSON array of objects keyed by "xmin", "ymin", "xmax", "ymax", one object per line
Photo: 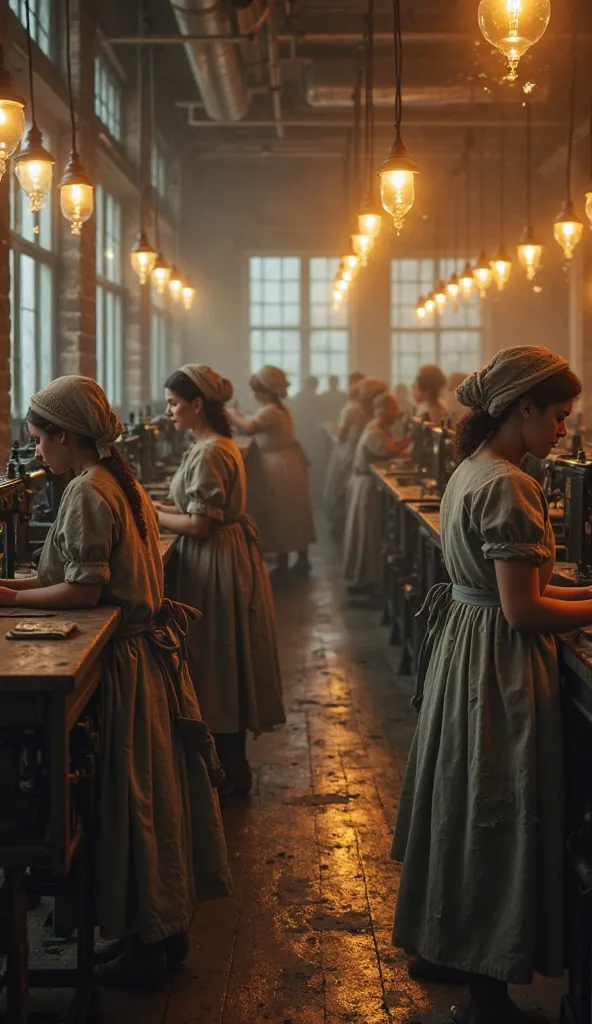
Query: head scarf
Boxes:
[
  {"xmin": 374, "ymin": 391, "xmax": 396, "ymax": 414},
  {"xmin": 252, "ymin": 365, "xmax": 290, "ymax": 399},
  {"xmin": 180, "ymin": 364, "xmax": 234, "ymax": 403},
  {"xmin": 456, "ymin": 346, "xmax": 571, "ymax": 419},
  {"xmin": 29, "ymin": 376, "xmax": 123, "ymax": 459},
  {"xmin": 357, "ymin": 377, "xmax": 388, "ymax": 404}
]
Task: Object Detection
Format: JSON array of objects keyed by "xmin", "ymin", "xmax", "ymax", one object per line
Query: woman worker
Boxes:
[
  {"xmin": 343, "ymin": 391, "xmax": 409, "ymax": 594},
  {"xmin": 412, "ymin": 363, "xmax": 448, "ymax": 424},
  {"xmin": 0, "ymin": 376, "xmax": 232, "ymax": 990},
  {"xmin": 229, "ymin": 365, "xmax": 316, "ymax": 578},
  {"xmin": 392, "ymin": 347, "xmax": 592, "ymax": 1023},
  {"xmin": 154, "ymin": 365, "xmax": 285, "ymax": 798}
]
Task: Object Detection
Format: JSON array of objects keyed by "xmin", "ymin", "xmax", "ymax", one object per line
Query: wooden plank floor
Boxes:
[{"xmin": 7, "ymin": 530, "xmax": 567, "ymax": 1023}]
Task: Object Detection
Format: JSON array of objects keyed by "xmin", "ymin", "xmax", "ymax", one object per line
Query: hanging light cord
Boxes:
[
  {"xmin": 452, "ymin": 179, "xmax": 458, "ymax": 270},
  {"xmin": 479, "ymin": 129, "xmax": 485, "ymax": 252},
  {"xmin": 150, "ymin": 46, "xmax": 159, "ymax": 249},
  {"xmin": 24, "ymin": 0, "xmax": 36, "ymax": 126},
  {"xmin": 499, "ymin": 113, "xmax": 505, "ymax": 247},
  {"xmin": 565, "ymin": 32, "xmax": 576, "ymax": 202},
  {"xmin": 525, "ymin": 98, "xmax": 532, "ymax": 227},
  {"xmin": 465, "ymin": 136, "xmax": 472, "ymax": 258},
  {"xmin": 64, "ymin": 0, "xmax": 77, "ymax": 154},
  {"xmin": 352, "ymin": 46, "xmax": 363, "ymax": 219},
  {"xmin": 364, "ymin": 0, "xmax": 374, "ymax": 202},
  {"xmin": 392, "ymin": 0, "xmax": 402, "ymax": 137}
]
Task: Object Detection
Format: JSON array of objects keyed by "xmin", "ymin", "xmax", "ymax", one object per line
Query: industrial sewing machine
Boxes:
[
  {"xmin": 0, "ymin": 444, "xmax": 47, "ymax": 576},
  {"xmin": 551, "ymin": 453, "xmax": 592, "ymax": 581},
  {"xmin": 428, "ymin": 420, "xmax": 457, "ymax": 498}
]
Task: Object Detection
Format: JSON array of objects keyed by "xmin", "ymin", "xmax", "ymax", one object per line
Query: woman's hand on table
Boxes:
[{"xmin": 0, "ymin": 587, "xmax": 17, "ymax": 606}]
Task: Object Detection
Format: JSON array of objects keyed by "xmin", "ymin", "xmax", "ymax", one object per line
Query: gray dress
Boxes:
[
  {"xmin": 323, "ymin": 401, "xmax": 368, "ymax": 524},
  {"xmin": 392, "ymin": 457, "xmax": 562, "ymax": 984},
  {"xmin": 169, "ymin": 435, "xmax": 285, "ymax": 735},
  {"xmin": 38, "ymin": 465, "xmax": 232, "ymax": 943},
  {"xmin": 342, "ymin": 421, "xmax": 394, "ymax": 589}
]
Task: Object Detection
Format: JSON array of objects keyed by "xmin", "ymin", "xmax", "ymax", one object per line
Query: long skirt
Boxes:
[
  {"xmin": 247, "ymin": 443, "xmax": 316, "ymax": 555},
  {"xmin": 342, "ymin": 474, "xmax": 384, "ymax": 588}
]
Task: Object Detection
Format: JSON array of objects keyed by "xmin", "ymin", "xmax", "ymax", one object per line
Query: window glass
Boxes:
[
  {"xmin": 249, "ymin": 257, "xmax": 302, "ymax": 394},
  {"xmin": 95, "ymin": 189, "xmax": 123, "ymax": 405},
  {"xmin": 10, "ymin": 0, "xmax": 51, "ymax": 56},
  {"xmin": 94, "ymin": 56, "xmax": 122, "ymax": 140}
]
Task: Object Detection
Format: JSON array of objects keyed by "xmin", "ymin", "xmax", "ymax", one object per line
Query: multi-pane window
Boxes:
[
  {"xmin": 9, "ymin": 136, "xmax": 54, "ymax": 419},
  {"xmin": 390, "ymin": 258, "xmax": 482, "ymax": 387},
  {"xmin": 95, "ymin": 186, "xmax": 123, "ymax": 407},
  {"xmin": 249, "ymin": 257, "xmax": 302, "ymax": 393},
  {"xmin": 248, "ymin": 256, "xmax": 351, "ymax": 395},
  {"xmin": 309, "ymin": 258, "xmax": 349, "ymax": 388},
  {"xmin": 9, "ymin": 0, "xmax": 51, "ymax": 56},
  {"xmin": 94, "ymin": 56, "xmax": 122, "ymax": 140},
  {"xmin": 151, "ymin": 144, "xmax": 166, "ymax": 200}
]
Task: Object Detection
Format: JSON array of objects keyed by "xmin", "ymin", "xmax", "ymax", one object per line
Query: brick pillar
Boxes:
[
  {"xmin": 575, "ymin": 234, "xmax": 592, "ymax": 404},
  {"xmin": 56, "ymin": 0, "xmax": 97, "ymax": 378},
  {"xmin": 0, "ymin": 0, "xmax": 12, "ymax": 463}
]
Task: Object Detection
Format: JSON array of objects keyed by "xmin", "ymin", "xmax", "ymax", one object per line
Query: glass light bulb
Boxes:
[
  {"xmin": 343, "ymin": 253, "xmax": 360, "ymax": 270},
  {"xmin": 60, "ymin": 181, "xmax": 94, "ymax": 235},
  {"xmin": 181, "ymin": 284, "xmax": 196, "ymax": 311},
  {"xmin": 434, "ymin": 282, "xmax": 447, "ymax": 310},
  {"xmin": 446, "ymin": 274, "xmax": 460, "ymax": 301},
  {"xmin": 332, "ymin": 289, "xmax": 344, "ymax": 310},
  {"xmin": 554, "ymin": 203, "xmax": 584, "ymax": 261},
  {"xmin": 586, "ymin": 191, "xmax": 592, "ymax": 230},
  {"xmin": 352, "ymin": 233, "xmax": 373, "ymax": 266},
  {"xmin": 335, "ymin": 278, "xmax": 349, "ymax": 295},
  {"xmin": 491, "ymin": 250, "xmax": 513, "ymax": 291},
  {"xmin": 474, "ymin": 253, "xmax": 493, "ymax": 297},
  {"xmin": 379, "ymin": 167, "xmax": 417, "ymax": 234},
  {"xmin": 169, "ymin": 267, "xmax": 183, "ymax": 301},
  {"xmin": 478, "ymin": 0, "xmax": 551, "ymax": 81},
  {"xmin": 152, "ymin": 256, "xmax": 172, "ymax": 295},
  {"xmin": 424, "ymin": 292, "xmax": 436, "ymax": 315},
  {"xmin": 459, "ymin": 262, "xmax": 475, "ymax": 298},
  {"xmin": 416, "ymin": 297, "xmax": 427, "ymax": 320},
  {"xmin": 15, "ymin": 155, "xmax": 54, "ymax": 212},
  {"xmin": 357, "ymin": 211, "xmax": 382, "ymax": 242},
  {"xmin": 130, "ymin": 231, "xmax": 158, "ymax": 285},
  {"xmin": 0, "ymin": 98, "xmax": 25, "ymax": 179},
  {"xmin": 517, "ymin": 236, "xmax": 543, "ymax": 281}
]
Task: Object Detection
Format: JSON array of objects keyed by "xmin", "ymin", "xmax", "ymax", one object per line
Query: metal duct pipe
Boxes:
[
  {"xmin": 170, "ymin": 0, "xmax": 258, "ymax": 121},
  {"xmin": 306, "ymin": 79, "xmax": 550, "ymax": 108}
]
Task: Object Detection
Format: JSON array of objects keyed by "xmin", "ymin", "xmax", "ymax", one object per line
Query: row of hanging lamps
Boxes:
[
  {"xmin": 378, "ymin": 0, "xmax": 418, "ymax": 233},
  {"xmin": 446, "ymin": 184, "xmax": 461, "ymax": 304},
  {"xmin": 60, "ymin": 0, "xmax": 94, "ymax": 233},
  {"xmin": 459, "ymin": 135, "xmax": 475, "ymax": 298},
  {"xmin": 586, "ymin": 101, "xmax": 592, "ymax": 229},
  {"xmin": 553, "ymin": 28, "xmax": 583, "ymax": 262},
  {"xmin": 491, "ymin": 117, "xmax": 512, "ymax": 291},
  {"xmin": 14, "ymin": 0, "xmax": 54, "ymax": 211},
  {"xmin": 517, "ymin": 95, "xmax": 543, "ymax": 281},
  {"xmin": 357, "ymin": 0, "xmax": 382, "ymax": 244},
  {"xmin": 130, "ymin": 3, "xmax": 157, "ymax": 284},
  {"xmin": 350, "ymin": 44, "xmax": 374, "ymax": 267},
  {"xmin": 478, "ymin": 0, "xmax": 551, "ymax": 82},
  {"xmin": 147, "ymin": 48, "xmax": 171, "ymax": 295},
  {"xmin": 474, "ymin": 130, "xmax": 493, "ymax": 297}
]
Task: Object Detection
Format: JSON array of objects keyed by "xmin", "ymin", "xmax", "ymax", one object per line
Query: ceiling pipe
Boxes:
[
  {"xmin": 183, "ymin": 112, "xmax": 565, "ymax": 128},
  {"xmin": 169, "ymin": 0, "xmax": 267, "ymax": 121},
  {"xmin": 109, "ymin": 30, "xmax": 589, "ymax": 44}
]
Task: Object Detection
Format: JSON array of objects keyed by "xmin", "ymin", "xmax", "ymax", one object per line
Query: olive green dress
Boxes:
[
  {"xmin": 38, "ymin": 465, "xmax": 232, "ymax": 943},
  {"xmin": 169, "ymin": 435, "xmax": 285, "ymax": 735},
  {"xmin": 392, "ymin": 457, "xmax": 562, "ymax": 984},
  {"xmin": 342, "ymin": 421, "xmax": 393, "ymax": 589}
]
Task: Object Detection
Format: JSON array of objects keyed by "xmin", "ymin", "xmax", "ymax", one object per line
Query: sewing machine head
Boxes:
[{"xmin": 552, "ymin": 453, "xmax": 592, "ymax": 582}]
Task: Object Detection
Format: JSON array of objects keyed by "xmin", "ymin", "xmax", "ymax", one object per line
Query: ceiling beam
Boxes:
[{"xmin": 108, "ymin": 31, "xmax": 591, "ymax": 45}]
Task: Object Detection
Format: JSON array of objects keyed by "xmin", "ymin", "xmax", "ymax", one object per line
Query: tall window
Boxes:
[
  {"xmin": 248, "ymin": 256, "xmax": 350, "ymax": 395},
  {"xmin": 9, "ymin": 0, "xmax": 51, "ymax": 56},
  {"xmin": 9, "ymin": 141, "xmax": 54, "ymax": 419},
  {"xmin": 150, "ymin": 289, "xmax": 174, "ymax": 404},
  {"xmin": 390, "ymin": 258, "xmax": 482, "ymax": 387},
  {"xmin": 249, "ymin": 257, "xmax": 302, "ymax": 393},
  {"xmin": 95, "ymin": 186, "xmax": 123, "ymax": 407},
  {"xmin": 94, "ymin": 55, "xmax": 122, "ymax": 140},
  {"xmin": 151, "ymin": 144, "xmax": 166, "ymax": 200},
  {"xmin": 309, "ymin": 257, "xmax": 349, "ymax": 388}
]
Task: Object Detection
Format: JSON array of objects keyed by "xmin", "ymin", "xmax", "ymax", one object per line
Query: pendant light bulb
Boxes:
[
  {"xmin": 416, "ymin": 296, "xmax": 427, "ymax": 320},
  {"xmin": 424, "ymin": 292, "xmax": 436, "ymax": 315},
  {"xmin": 335, "ymin": 278, "xmax": 350, "ymax": 296},
  {"xmin": 181, "ymin": 282, "xmax": 196, "ymax": 311},
  {"xmin": 517, "ymin": 225, "xmax": 543, "ymax": 281},
  {"xmin": 553, "ymin": 200, "xmax": 583, "ymax": 261},
  {"xmin": 586, "ymin": 191, "xmax": 592, "ymax": 229},
  {"xmin": 151, "ymin": 252, "xmax": 172, "ymax": 295},
  {"xmin": 0, "ymin": 70, "xmax": 26, "ymax": 180},
  {"xmin": 59, "ymin": 151, "xmax": 94, "ymax": 235},
  {"xmin": 491, "ymin": 247, "xmax": 513, "ymax": 291},
  {"xmin": 169, "ymin": 266, "xmax": 183, "ymax": 302},
  {"xmin": 357, "ymin": 210, "xmax": 382, "ymax": 242},
  {"xmin": 379, "ymin": 136, "xmax": 418, "ymax": 234},
  {"xmin": 352, "ymin": 233, "xmax": 373, "ymax": 266},
  {"xmin": 474, "ymin": 252, "xmax": 493, "ymax": 297},
  {"xmin": 332, "ymin": 288, "xmax": 344, "ymax": 310},
  {"xmin": 130, "ymin": 229, "xmax": 158, "ymax": 285},
  {"xmin": 446, "ymin": 273, "xmax": 460, "ymax": 301},
  {"xmin": 459, "ymin": 261, "xmax": 475, "ymax": 298},
  {"xmin": 434, "ymin": 281, "xmax": 447, "ymax": 311},
  {"xmin": 477, "ymin": 0, "xmax": 551, "ymax": 82},
  {"xmin": 14, "ymin": 123, "xmax": 54, "ymax": 212}
]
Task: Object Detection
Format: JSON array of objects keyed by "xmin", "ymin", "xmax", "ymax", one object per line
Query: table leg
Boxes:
[{"xmin": 5, "ymin": 866, "xmax": 28, "ymax": 1024}]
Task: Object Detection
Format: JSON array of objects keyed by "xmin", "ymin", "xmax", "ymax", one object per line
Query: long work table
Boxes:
[{"xmin": 371, "ymin": 462, "xmax": 592, "ymax": 1024}]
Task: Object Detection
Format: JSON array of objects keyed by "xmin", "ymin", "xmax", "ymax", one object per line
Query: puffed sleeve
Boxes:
[
  {"xmin": 185, "ymin": 444, "xmax": 228, "ymax": 520},
  {"xmin": 474, "ymin": 469, "xmax": 552, "ymax": 566},
  {"xmin": 54, "ymin": 482, "xmax": 116, "ymax": 585}
]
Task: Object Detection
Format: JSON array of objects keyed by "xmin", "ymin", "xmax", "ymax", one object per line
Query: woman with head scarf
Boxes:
[
  {"xmin": 412, "ymin": 363, "xmax": 448, "ymax": 424},
  {"xmin": 323, "ymin": 375, "xmax": 387, "ymax": 535},
  {"xmin": 342, "ymin": 391, "xmax": 409, "ymax": 594},
  {"xmin": 154, "ymin": 365, "xmax": 285, "ymax": 797},
  {"xmin": 228, "ymin": 365, "xmax": 316, "ymax": 578},
  {"xmin": 391, "ymin": 347, "xmax": 592, "ymax": 1022},
  {"xmin": 0, "ymin": 376, "xmax": 231, "ymax": 989}
]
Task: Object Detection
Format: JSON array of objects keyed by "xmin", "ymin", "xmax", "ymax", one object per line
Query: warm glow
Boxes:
[
  {"xmin": 0, "ymin": 98, "xmax": 25, "ymax": 179},
  {"xmin": 352, "ymin": 233, "xmax": 374, "ymax": 266},
  {"xmin": 517, "ymin": 232, "xmax": 543, "ymax": 281},
  {"xmin": 59, "ymin": 181, "xmax": 94, "ymax": 235},
  {"xmin": 181, "ymin": 283, "xmax": 196, "ymax": 311},
  {"xmin": 491, "ymin": 249, "xmax": 513, "ymax": 291},
  {"xmin": 434, "ymin": 281, "xmax": 447, "ymax": 311},
  {"xmin": 335, "ymin": 278, "xmax": 349, "ymax": 295},
  {"xmin": 343, "ymin": 253, "xmax": 360, "ymax": 270},
  {"xmin": 446, "ymin": 274, "xmax": 460, "ymax": 301},
  {"xmin": 474, "ymin": 253, "xmax": 493, "ymax": 297},
  {"xmin": 478, "ymin": 0, "xmax": 551, "ymax": 81},
  {"xmin": 15, "ymin": 154, "xmax": 53, "ymax": 212},
  {"xmin": 152, "ymin": 253, "xmax": 172, "ymax": 295},
  {"xmin": 416, "ymin": 296, "xmax": 427, "ymax": 320},
  {"xmin": 424, "ymin": 292, "xmax": 436, "ymax": 315},
  {"xmin": 554, "ymin": 202, "xmax": 584, "ymax": 261},
  {"xmin": 357, "ymin": 211, "xmax": 382, "ymax": 242},
  {"xmin": 459, "ymin": 262, "xmax": 474, "ymax": 298},
  {"xmin": 586, "ymin": 191, "xmax": 592, "ymax": 229},
  {"xmin": 379, "ymin": 167, "xmax": 417, "ymax": 234},
  {"xmin": 169, "ymin": 266, "xmax": 183, "ymax": 301},
  {"xmin": 332, "ymin": 288, "xmax": 344, "ymax": 309},
  {"xmin": 130, "ymin": 231, "xmax": 158, "ymax": 285}
]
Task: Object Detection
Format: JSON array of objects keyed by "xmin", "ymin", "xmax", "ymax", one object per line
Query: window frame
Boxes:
[
  {"xmin": 95, "ymin": 185, "xmax": 125, "ymax": 408},
  {"xmin": 94, "ymin": 53, "xmax": 123, "ymax": 141},
  {"xmin": 9, "ymin": 0, "xmax": 52, "ymax": 57}
]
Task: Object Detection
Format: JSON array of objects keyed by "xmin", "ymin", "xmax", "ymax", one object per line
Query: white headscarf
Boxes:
[{"xmin": 29, "ymin": 376, "xmax": 123, "ymax": 459}]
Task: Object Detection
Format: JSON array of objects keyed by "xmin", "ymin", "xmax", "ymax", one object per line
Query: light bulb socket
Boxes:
[
  {"xmin": 0, "ymin": 67, "xmax": 25, "ymax": 107},
  {"xmin": 153, "ymin": 251, "xmax": 170, "ymax": 272},
  {"xmin": 519, "ymin": 224, "xmax": 540, "ymax": 246},
  {"xmin": 378, "ymin": 134, "xmax": 419, "ymax": 177},
  {"xmin": 59, "ymin": 149, "xmax": 93, "ymax": 189},
  {"xmin": 493, "ymin": 245, "xmax": 511, "ymax": 264},
  {"xmin": 554, "ymin": 199, "xmax": 583, "ymax": 228},
  {"xmin": 14, "ymin": 122, "xmax": 54, "ymax": 168},
  {"xmin": 131, "ymin": 229, "xmax": 156, "ymax": 256}
]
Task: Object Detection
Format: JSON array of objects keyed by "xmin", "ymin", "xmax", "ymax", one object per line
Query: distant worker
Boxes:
[
  {"xmin": 412, "ymin": 364, "xmax": 448, "ymax": 424},
  {"xmin": 320, "ymin": 374, "xmax": 348, "ymax": 423}
]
